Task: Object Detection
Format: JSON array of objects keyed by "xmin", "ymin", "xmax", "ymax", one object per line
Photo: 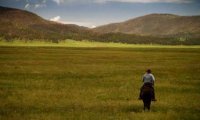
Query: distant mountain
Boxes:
[
  {"xmin": 93, "ymin": 14, "xmax": 200, "ymax": 37},
  {"xmin": 0, "ymin": 6, "xmax": 91, "ymax": 41},
  {"xmin": 0, "ymin": 6, "xmax": 199, "ymax": 45}
]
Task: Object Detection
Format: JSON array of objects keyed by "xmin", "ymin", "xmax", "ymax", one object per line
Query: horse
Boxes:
[{"xmin": 141, "ymin": 84, "xmax": 154, "ymax": 111}]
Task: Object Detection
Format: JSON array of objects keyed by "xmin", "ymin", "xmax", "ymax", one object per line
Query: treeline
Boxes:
[
  {"xmin": 1, "ymin": 31, "xmax": 200, "ymax": 45},
  {"xmin": 91, "ymin": 33, "xmax": 200, "ymax": 45}
]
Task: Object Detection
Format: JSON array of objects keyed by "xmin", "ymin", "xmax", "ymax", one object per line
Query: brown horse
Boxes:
[{"xmin": 141, "ymin": 84, "xmax": 154, "ymax": 111}]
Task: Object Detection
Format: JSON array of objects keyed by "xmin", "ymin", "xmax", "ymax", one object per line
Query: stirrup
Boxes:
[{"xmin": 152, "ymin": 99, "xmax": 157, "ymax": 101}]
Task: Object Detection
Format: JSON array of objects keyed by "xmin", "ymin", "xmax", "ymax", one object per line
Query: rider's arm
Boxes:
[{"xmin": 151, "ymin": 74, "xmax": 155, "ymax": 86}]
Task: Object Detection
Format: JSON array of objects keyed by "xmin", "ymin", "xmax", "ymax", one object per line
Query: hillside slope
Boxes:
[
  {"xmin": 0, "ymin": 6, "xmax": 91, "ymax": 41},
  {"xmin": 0, "ymin": 6, "xmax": 199, "ymax": 45},
  {"xmin": 94, "ymin": 14, "xmax": 200, "ymax": 37}
]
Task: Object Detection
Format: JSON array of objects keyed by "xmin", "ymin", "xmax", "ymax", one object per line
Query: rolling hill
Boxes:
[
  {"xmin": 0, "ymin": 6, "xmax": 91, "ymax": 41},
  {"xmin": 0, "ymin": 6, "xmax": 199, "ymax": 45},
  {"xmin": 93, "ymin": 14, "xmax": 200, "ymax": 37}
]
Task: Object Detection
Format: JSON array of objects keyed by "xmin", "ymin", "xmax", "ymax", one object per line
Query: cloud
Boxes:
[
  {"xmin": 62, "ymin": 21, "xmax": 96, "ymax": 28},
  {"xmin": 95, "ymin": 0, "xmax": 193, "ymax": 3},
  {"xmin": 22, "ymin": 0, "xmax": 193, "ymax": 8},
  {"xmin": 24, "ymin": 0, "xmax": 47, "ymax": 9},
  {"xmin": 24, "ymin": 3, "xmax": 30, "ymax": 9},
  {"xmin": 52, "ymin": 0, "xmax": 64, "ymax": 5},
  {"xmin": 50, "ymin": 16, "xmax": 96, "ymax": 28},
  {"xmin": 53, "ymin": 0, "xmax": 193, "ymax": 4},
  {"xmin": 50, "ymin": 16, "xmax": 61, "ymax": 21},
  {"xmin": 91, "ymin": 25, "xmax": 97, "ymax": 28},
  {"xmin": 34, "ymin": 4, "xmax": 46, "ymax": 8}
]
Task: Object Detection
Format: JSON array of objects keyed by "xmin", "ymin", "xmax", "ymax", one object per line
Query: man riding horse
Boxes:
[{"xmin": 139, "ymin": 69, "xmax": 156, "ymax": 101}]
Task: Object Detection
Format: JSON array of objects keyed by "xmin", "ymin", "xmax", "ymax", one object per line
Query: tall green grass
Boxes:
[
  {"xmin": 0, "ymin": 46, "xmax": 199, "ymax": 120},
  {"xmin": 0, "ymin": 39, "xmax": 200, "ymax": 48}
]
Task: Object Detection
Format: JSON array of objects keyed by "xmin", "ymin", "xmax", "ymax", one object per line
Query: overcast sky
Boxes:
[{"xmin": 0, "ymin": 0, "xmax": 200, "ymax": 28}]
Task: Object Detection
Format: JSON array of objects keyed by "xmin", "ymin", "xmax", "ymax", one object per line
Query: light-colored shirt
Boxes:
[{"xmin": 143, "ymin": 73, "xmax": 155, "ymax": 86}]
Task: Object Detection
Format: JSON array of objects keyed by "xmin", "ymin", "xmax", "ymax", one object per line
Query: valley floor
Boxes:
[
  {"xmin": 0, "ymin": 46, "xmax": 199, "ymax": 120},
  {"xmin": 0, "ymin": 39, "xmax": 200, "ymax": 48}
]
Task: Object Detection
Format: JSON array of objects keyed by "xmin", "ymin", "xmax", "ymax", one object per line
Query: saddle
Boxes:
[
  {"xmin": 141, "ymin": 83, "xmax": 153, "ymax": 95},
  {"xmin": 143, "ymin": 83, "xmax": 153, "ymax": 88}
]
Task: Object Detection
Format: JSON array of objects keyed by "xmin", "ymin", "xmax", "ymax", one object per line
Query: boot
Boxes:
[
  {"xmin": 138, "ymin": 88, "xmax": 142, "ymax": 100},
  {"xmin": 152, "ymin": 89, "xmax": 157, "ymax": 101}
]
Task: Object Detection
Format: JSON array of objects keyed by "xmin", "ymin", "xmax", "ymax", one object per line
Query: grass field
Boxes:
[
  {"xmin": 1, "ymin": 39, "xmax": 200, "ymax": 48},
  {"xmin": 0, "ymin": 42, "xmax": 200, "ymax": 119}
]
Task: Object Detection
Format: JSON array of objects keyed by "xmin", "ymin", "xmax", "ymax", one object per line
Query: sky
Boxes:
[{"xmin": 0, "ymin": 0, "xmax": 200, "ymax": 28}]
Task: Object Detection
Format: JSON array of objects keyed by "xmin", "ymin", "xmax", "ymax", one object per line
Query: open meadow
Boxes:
[{"xmin": 0, "ymin": 41, "xmax": 200, "ymax": 120}]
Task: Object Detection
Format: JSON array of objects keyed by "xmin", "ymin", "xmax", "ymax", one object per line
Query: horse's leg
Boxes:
[
  {"xmin": 147, "ymin": 104, "xmax": 150, "ymax": 111},
  {"xmin": 143, "ymin": 101, "xmax": 145, "ymax": 111},
  {"xmin": 147, "ymin": 101, "xmax": 151, "ymax": 111},
  {"xmin": 143, "ymin": 100, "xmax": 146, "ymax": 111}
]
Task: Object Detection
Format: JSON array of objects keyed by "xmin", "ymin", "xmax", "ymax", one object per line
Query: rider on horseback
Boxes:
[{"xmin": 139, "ymin": 69, "xmax": 157, "ymax": 101}]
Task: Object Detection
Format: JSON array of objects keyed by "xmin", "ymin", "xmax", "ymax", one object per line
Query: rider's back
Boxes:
[{"xmin": 143, "ymin": 73, "xmax": 155, "ymax": 86}]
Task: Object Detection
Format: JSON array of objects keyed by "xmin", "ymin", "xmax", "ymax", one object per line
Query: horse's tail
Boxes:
[
  {"xmin": 141, "ymin": 85, "xmax": 153, "ymax": 100},
  {"xmin": 141, "ymin": 86, "xmax": 153, "ymax": 110},
  {"xmin": 142, "ymin": 89, "xmax": 152, "ymax": 101}
]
